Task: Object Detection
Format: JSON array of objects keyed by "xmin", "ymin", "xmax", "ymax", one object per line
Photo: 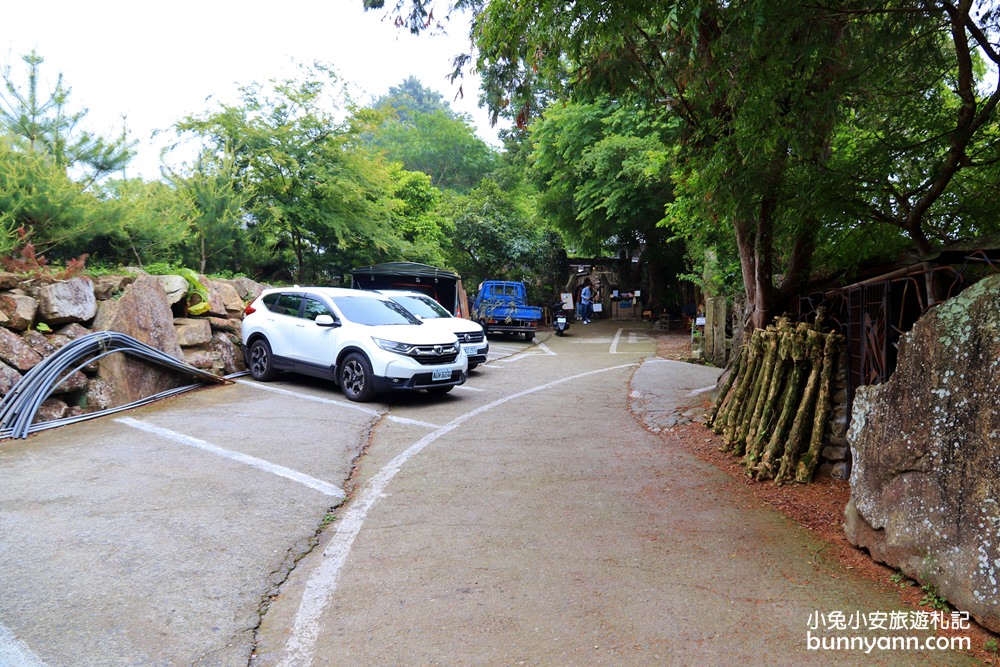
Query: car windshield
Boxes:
[
  {"xmin": 331, "ymin": 295, "xmax": 421, "ymax": 326},
  {"xmin": 393, "ymin": 295, "xmax": 451, "ymax": 319}
]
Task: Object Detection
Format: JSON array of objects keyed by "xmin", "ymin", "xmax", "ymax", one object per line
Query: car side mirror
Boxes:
[{"xmin": 314, "ymin": 314, "xmax": 338, "ymax": 327}]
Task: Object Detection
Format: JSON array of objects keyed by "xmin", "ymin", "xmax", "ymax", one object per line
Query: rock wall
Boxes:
[
  {"xmin": 844, "ymin": 273, "xmax": 1000, "ymax": 632},
  {"xmin": 0, "ymin": 270, "xmax": 265, "ymax": 422}
]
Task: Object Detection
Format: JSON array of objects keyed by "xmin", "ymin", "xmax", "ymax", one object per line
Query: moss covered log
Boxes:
[{"xmin": 707, "ymin": 317, "xmax": 843, "ymax": 484}]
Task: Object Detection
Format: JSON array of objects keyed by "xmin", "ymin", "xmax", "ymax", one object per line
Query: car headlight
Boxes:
[{"xmin": 372, "ymin": 337, "xmax": 414, "ymax": 354}]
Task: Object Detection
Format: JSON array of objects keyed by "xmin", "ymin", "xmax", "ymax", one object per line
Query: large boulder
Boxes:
[
  {"xmin": 173, "ymin": 318, "xmax": 212, "ymax": 347},
  {"xmin": 35, "ymin": 277, "xmax": 98, "ymax": 325},
  {"xmin": 0, "ymin": 360, "xmax": 22, "ymax": 395},
  {"xmin": 0, "ymin": 327, "xmax": 42, "ymax": 371},
  {"xmin": 91, "ymin": 274, "xmax": 136, "ymax": 300},
  {"xmin": 226, "ymin": 277, "xmax": 266, "ymax": 302},
  {"xmin": 209, "ymin": 331, "xmax": 245, "ymax": 375},
  {"xmin": 199, "ymin": 274, "xmax": 230, "ymax": 318},
  {"xmin": 0, "ymin": 272, "xmax": 21, "ymax": 290},
  {"xmin": 845, "ymin": 273, "xmax": 1000, "ymax": 633},
  {"xmin": 0, "ymin": 292, "xmax": 38, "ymax": 331},
  {"xmin": 93, "ymin": 275, "xmax": 186, "ymax": 407},
  {"xmin": 154, "ymin": 274, "xmax": 190, "ymax": 307},
  {"xmin": 212, "ymin": 279, "xmax": 246, "ymax": 318}
]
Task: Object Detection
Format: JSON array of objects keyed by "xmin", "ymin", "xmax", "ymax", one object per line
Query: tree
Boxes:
[
  {"xmin": 442, "ymin": 179, "xmax": 559, "ymax": 288},
  {"xmin": 1, "ymin": 50, "xmax": 134, "ymax": 187},
  {"xmin": 88, "ymin": 177, "xmax": 190, "ymax": 267},
  {"xmin": 385, "ymin": 165, "xmax": 453, "ymax": 267},
  {"xmin": 369, "ymin": 77, "xmax": 499, "ymax": 191},
  {"xmin": 175, "ymin": 63, "xmax": 405, "ymax": 283},
  {"xmin": 528, "ymin": 98, "xmax": 686, "ymax": 307},
  {"xmin": 827, "ymin": 3, "xmax": 1000, "ymax": 257},
  {"xmin": 374, "ymin": 0, "xmax": 1000, "ymax": 329},
  {"xmin": 169, "ymin": 154, "xmax": 249, "ymax": 274},
  {"xmin": 0, "ymin": 136, "xmax": 106, "ymax": 257}
]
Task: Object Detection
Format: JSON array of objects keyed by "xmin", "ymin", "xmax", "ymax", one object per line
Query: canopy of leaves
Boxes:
[
  {"xmin": 368, "ymin": 76, "xmax": 499, "ymax": 192},
  {"xmin": 1, "ymin": 50, "xmax": 134, "ymax": 187},
  {"xmin": 433, "ymin": 0, "xmax": 1000, "ymax": 321},
  {"xmin": 0, "ymin": 136, "xmax": 106, "ymax": 257},
  {"xmin": 441, "ymin": 179, "xmax": 556, "ymax": 287},
  {"xmin": 175, "ymin": 64, "xmax": 410, "ymax": 283}
]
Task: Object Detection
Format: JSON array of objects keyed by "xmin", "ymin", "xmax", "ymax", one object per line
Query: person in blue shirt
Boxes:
[{"xmin": 580, "ymin": 279, "xmax": 593, "ymax": 324}]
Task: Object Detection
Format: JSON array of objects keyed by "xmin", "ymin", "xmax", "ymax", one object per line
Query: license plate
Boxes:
[
  {"xmin": 432, "ymin": 369, "xmax": 452, "ymax": 381},
  {"xmin": 462, "ymin": 344, "xmax": 479, "ymax": 355},
  {"xmin": 556, "ymin": 317, "xmax": 567, "ymax": 324}
]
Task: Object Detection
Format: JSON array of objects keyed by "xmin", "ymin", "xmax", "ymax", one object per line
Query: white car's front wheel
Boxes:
[{"xmin": 339, "ymin": 352, "xmax": 376, "ymax": 402}]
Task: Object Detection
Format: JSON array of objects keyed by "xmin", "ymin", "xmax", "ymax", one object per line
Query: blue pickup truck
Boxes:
[{"xmin": 472, "ymin": 280, "xmax": 543, "ymax": 341}]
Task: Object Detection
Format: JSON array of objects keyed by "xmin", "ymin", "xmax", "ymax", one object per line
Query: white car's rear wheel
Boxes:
[{"xmin": 247, "ymin": 338, "xmax": 277, "ymax": 381}]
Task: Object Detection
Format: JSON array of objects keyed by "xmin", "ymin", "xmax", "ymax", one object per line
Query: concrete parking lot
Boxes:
[
  {"xmin": 0, "ymin": 337, "xmax": 527, "ymax": 666},
  {"xmin": 0, "ymin": 323, "xmax": 979, "ymax": 666}
]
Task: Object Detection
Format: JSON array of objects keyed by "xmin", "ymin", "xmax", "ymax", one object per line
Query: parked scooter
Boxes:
[{"xmin": 551, "ymin": 302, "xmax": 571, "ymax": 336}]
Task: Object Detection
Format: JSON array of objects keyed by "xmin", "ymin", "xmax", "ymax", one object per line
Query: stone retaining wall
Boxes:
[{"xmin": 0, "ymin": 270, "xmax": 265, "ymax": 423}]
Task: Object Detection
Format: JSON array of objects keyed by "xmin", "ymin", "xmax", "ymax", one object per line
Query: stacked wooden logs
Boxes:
[{"xmin": 706, "ymin": 317, "xmax": 843, "ymax": 484}]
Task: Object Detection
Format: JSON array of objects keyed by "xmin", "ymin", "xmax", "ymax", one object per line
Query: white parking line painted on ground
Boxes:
[
  {"xmin": 0, "ymin": 620, "xmax": 48, "ymax": 667},
  {"xmin": 236, "ymin": 380, "xmax": 379, "ymax": 416},
  {"xmin": 610, "ymin": 329, "xmax": 650, "ymax": 353},
  {"xmin": 497, "ymin": 342, "xmax": 555, "ymax": 364},
  {"xmin": 386, "ymin": 415, "xmax": 441, "ymax": 428},
  {"xmin": 497, "ymin": 354, "xmax": 538, "ymax": 364},
  {"xmin": 116, "ymin": 418, "xmax": 346, "ymax": 499},
  {"xmin": 455, "ymin": 384, "xmax": 484, "ymax": 392},
  {"xmin": 278, "ymin": 362, "xmax": 637, "ymax": 667},
  {"xmin": 487, "ymin": 344, "xmax": 521, "ymax": 353},
  {"xmin": 236, "ymin": 379, "xmax": 438, "ymax": 427}
]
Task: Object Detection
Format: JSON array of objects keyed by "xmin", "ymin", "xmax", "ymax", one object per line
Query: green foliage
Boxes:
[
  {"xmin": 89, "ymin": 177, "xmax": 189, "ymax": 267},
  {"xmin": 528, "ymin": 98, "xmax": 687, "ymax": 305},
  {"xmin": 889, "ymin": 570, "xmax": 912, "ymax": 589},
  {"xmin": 167, "ymin": 153, "xmax": 249, "ymax": 274},
  {"xmin": 387, "ymin": 166, "xmax": 452, "ymax": 267},
  {"xmin": 1, "ymin": 50, "xmax": 134, "ymax": 185},
  {"xmin": 369, "ymin": 77, "xmax": 500, "ymax": 192},
  {"xmin": 441, "ymin": 180, "xmax": 562, "ymax": 290},
  {"xmin": 175, "ymin": 63, "xmax": 407, "ymax": 283},
  {"xmin": 411, "ymin": 0, "xmax": 1000, "ymax": 324},
  {"xmin": 919, "ymin": 583, "xmax": 950, "ymax": 612},
  {"xmin": 0, "ymin": 136, "xmax": 106, "ymax": 256}
]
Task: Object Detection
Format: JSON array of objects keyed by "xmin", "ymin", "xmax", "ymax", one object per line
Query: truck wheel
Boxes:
[
  {"xmin": 339, "ymin": 352, "xmax": 376, "ymax": 402},
  {"xmin": 247, "ymin": 338, "xmax": 278, "ymax": 381},
  {"xmin": 523, "ymin": 331, "xmax": 534, "ymax": 341}
]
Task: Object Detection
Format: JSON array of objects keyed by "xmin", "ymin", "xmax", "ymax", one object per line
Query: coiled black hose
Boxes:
[{"xmin": 0, "ymin": 331, "xmax": 233, "ymax": 440}]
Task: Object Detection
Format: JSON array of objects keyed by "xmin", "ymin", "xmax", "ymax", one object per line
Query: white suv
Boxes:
[
  {"xmin": 372, "ymin": 290, "xmax": 489, "ymax": 370},
  {"xmin": 241, "ymin": 287, "xmax": 467, "ymax": 401}
]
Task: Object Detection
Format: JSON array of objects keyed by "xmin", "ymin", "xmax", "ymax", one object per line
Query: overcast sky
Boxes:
[{"xmin": 1, "ymin": 0, "xmax": 501, "ymax": 179}]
